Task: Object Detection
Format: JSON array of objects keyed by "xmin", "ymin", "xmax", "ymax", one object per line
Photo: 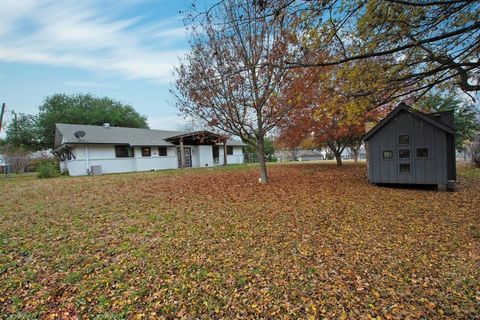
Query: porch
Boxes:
[{"xmin": 165, "ymin": 131, "xmax": 230, "ymax": 168}]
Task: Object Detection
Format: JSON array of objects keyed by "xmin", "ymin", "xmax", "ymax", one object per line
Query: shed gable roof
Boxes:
[
  {"xmin": 54, "ymin": 123, "xmax": 247, "ymax": 149},
  {"xmin": 363, "ymin": 103, "xmax": 455, "ymax": 141}
]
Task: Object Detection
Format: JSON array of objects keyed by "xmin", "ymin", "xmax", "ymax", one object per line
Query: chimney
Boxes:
[{"xmin": 430, "ymin": 111, "xmax": 455, "ymax": 129}]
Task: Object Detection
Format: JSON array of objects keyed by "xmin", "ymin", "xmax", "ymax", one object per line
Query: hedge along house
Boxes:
[
  {"xmin": 53, "ymin": 123, "xmax": 246, "ymax": 176},
  {"xmin": 363, "ymin": 103, "xmax": 456, "ymax": 191}
]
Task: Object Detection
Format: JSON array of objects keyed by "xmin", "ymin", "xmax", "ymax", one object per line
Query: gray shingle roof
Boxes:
[
  {"xmin": 54, "ymin": 123, "xmax": 247, "ymax": 149},
  {"xmin": 363, "ymin": 103, "xmax": 455, "ymax": 141}
]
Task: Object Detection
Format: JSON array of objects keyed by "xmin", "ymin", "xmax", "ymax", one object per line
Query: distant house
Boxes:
[
  {"xmin": 364, "ymin": 103, "xmax": 456, "ymax": 190},
  {"xmin": 296, "ymin": 150, "xmax": 325, "ymax": 161},
  {"xmin": 0, "ymin": 154, "xmax": 6, "ymax": 173},
  {"xmin": 344, "ymin": 145, "xmax": 367, "ymax": 161},
  {"xmin": 53, "ymin": 123, "xmax": 247, "ymax": 176}
]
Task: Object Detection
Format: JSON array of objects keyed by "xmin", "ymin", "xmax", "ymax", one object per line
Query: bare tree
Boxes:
[
  {"xmin": 3, "ymin": 148, "xmax": 30, "ymax": 174},
  {"xmin": 172, "ymin": 0, "xmax": 295, "ymax": 183}
]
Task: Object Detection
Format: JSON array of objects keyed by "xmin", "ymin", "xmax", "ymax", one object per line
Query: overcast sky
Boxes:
[{"xmin": 0, "ymin": 0, "xmax": 211, "ymax": 131}]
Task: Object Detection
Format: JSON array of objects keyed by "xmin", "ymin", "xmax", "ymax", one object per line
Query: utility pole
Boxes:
[
  {"xmin": 10, "ymin": 110, "xmax": 18, "ymax": 139},
  {"xmin": 0, "ymin": 103, "xmax": 7, "ymax": 177},
  {"xmin": 14, "ymin": 111, "xmax": 18, "ymax": 134},
  {"xmin": 0, "ymin": 103, "xmax": 5, "ymax": 132}
]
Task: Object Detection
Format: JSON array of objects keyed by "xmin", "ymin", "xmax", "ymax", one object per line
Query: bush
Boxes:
[
  {"xmin": 37, "ymin": 161, "xmax": 60, "ymax": 179},
  {"xmin": 325, "ymin": 152, "xmax": 334, "ymax": 160},
  {"xmin": 29, "ymin": 158, "xmax": 58, "ymax": 172}
]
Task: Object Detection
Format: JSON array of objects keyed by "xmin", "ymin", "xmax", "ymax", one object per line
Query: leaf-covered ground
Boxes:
[{"xmin": 1, "ymin": 163, "xmax": 479, "ymax": 319}]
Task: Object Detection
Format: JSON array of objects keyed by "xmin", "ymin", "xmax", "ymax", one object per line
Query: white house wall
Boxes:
[
  {"xmin": 217, "ymin": 146, "xmax": 244, "ymax": 165},
  {"xmin": 64, "ymin": 145, "xmax": 136, "ymax": 176},
  {"xmin": 133, "ymin": 146, "xmax": 177, "ymax": 172},
  {"xmin": 198, "ymin": 145, "xmax": 214, "ymax": 167},
  {"xmin": 62, "ymin": 144, "xmax": 177, "ymax": 176},
  {"xmin": 60, "ymin": 144, "xmax": 244, "ymax": 176}
]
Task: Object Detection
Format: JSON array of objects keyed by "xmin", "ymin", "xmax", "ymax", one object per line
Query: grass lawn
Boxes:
[{"xmin": 0, "ymin": 163, "xmax": 479, "ymax": 319}]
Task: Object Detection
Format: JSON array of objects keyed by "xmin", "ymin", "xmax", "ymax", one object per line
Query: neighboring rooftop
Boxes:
[{"xmin": 54, "ymin": 123, "xmax": 247, "ymax": 149}]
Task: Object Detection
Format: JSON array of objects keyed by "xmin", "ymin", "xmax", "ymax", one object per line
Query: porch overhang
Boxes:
[
  {"xmin": 165, "ymin": 131, "xmax": 228, "ymax": 145},
  {"xmin": 52, "ymin": 144, "xmax": 76, "ymax": 161}
]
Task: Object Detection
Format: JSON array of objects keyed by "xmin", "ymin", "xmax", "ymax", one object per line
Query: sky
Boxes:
[{"xmin": 0, "ymin": 0, "xmax": 211, "ymax": 131}]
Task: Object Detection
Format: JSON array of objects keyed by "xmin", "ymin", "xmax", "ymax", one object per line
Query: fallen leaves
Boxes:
[{"xmin": 0, "ymin": 163, "xmax": 479, "ymax": 318}]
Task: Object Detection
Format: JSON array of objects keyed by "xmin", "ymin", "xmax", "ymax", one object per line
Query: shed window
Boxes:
[
  {"xmin": 398, "ymin": 135, "xmax": 410, "ymax": 145},
  {"xmin": 382, "ymin": 150, "xmax": 393, "ymax": 159},
  {"xmin": 158, "ymin": 147, "xmax": 167, "ymax": 156},
  {"xmin": 115, "ymin": 146, "xmax": 134, "ymax": 158},
  {"xmin": 141, "ymin": 147, "xmax": 151, "ymax": 157},
  {"xmin": 398, "ymin": 149, "xmax": 410, "ymax": 159},
  {"xmin": 416, "ymin": 148, "xmax": 429, "ymax": 158},
  {"xmin": 399, "ymin": 163, "xmax": 411, "ymax": 173},
  {"xmin": 226, "ymin": 146, "xmax": 234, "ymax": 155}
]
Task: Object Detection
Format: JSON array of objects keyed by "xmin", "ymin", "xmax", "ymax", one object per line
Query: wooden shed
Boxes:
[{"xmin": 364, "ymin": 103, "xmax": 456, "ymax": 190}]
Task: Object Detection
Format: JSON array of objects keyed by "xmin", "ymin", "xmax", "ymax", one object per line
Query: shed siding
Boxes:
[{"xmin": 368, "ymin": 110, "xmax": 449, "ymax": 185}]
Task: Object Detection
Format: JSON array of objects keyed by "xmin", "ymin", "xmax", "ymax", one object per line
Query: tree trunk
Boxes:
[
  {"xmin": 353, "ymin": 149, "xmax": 359, "ymax": 162},
  {"xmin": 257, "ymin": 136, "xmax": 269, "ymax": 184},
  {"xmin": 334, "ymin": 151, "xmax": 343, "ymax": 166}
]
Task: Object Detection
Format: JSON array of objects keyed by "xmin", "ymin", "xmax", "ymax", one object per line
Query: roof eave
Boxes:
[{"xmin": 364, "ymin": 103, "xmax": 455, "ymax": 141}]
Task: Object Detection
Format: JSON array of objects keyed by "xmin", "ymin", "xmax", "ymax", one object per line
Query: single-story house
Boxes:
[
  {"xmin": 364, "ymin": 102, "xmax": 456, "ymax": 190},
  {"xmin": 53, "ymin": 123, "xmax": 247, "ymax": 176},
  {"xmin": 0, "ymin": 154, "xmax": 6, "ymax": 174}
]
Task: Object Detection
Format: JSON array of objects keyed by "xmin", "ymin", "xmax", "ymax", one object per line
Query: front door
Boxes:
[
  {"xmin": 177, "ymin": 147, "xmax": 192, "ymax": 168},
  {"xmin": 212, "ymin": 146, "xmax": 219, "ymax": 164}
]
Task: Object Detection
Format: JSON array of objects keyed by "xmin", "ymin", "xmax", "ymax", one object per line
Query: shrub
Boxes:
[
  {"xmin": 37, "ymin": 161, "xmax": 60, "ymax": 179},
  {"xmin": 29, "ymin": 158, "xmax": 58, "ymax": 172}
]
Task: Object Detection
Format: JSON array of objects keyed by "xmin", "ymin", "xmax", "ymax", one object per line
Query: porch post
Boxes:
[
  {"xmin": 180, "ymin": 138, "xmax": 185, "ymax": 168},
  {"xmin": 223, "ymin": 141, "xmax": 228, "ymax": 166}
]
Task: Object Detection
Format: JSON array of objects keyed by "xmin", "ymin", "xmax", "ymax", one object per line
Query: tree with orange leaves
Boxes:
[{"xmin": 277, "ymin": 59, "xmax": 389, "ymax": 166}]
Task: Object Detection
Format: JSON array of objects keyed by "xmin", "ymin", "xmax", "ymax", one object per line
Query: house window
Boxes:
[
  {"xmin": 382, "ymin": 150, "xmax": 393, "ymax": 159},
  {"xmin": 416, "ymin": 148, "xmax": 429, "ymax": 158},
  {"xmin": 398, "ymin": 149, "xmax": 410, "ymax": 159},
  {"xmin": 226, "ymin": 146, "xmax": 233, "ymax": 155},
  {"xmin": 158, "ymin": 147, "xmax": 168, "ymax": 156},
  {"xmin": 115, "ymin": 146, "xmax": 134, "ymax": 158},
  {"xmin": 398, "ymin": 135, "xmax": 410, "ymax": 145},
  {"xmin": 399, "ymin": 163, "xmax": 411, "ymax": 173},
  {"xmin": 141, "ymin": 147, "xmax": 151, "ymax": 157}
]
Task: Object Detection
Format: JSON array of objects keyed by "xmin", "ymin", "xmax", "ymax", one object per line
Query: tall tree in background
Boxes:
[
  {"xmin": 3, "ymin": 113, "xmax": 41, "ymax": 151},
  {"xmin": 173, "ymin": 0, "xmax": 294, "ymax": 183},
  {"xmin": 416, "ymin": 93, "xmax": 480, "ymax": 151},
  {"xmin": 278, "ymin": 101, "xmax": 384, "ymax": 166},
  {"xmin": 37, "ymin": 93, "xmax": 148, "ymax": 149},
  {"xmin": 244, "ymin": 137, "xmax": 276, "ymax": 162},
  {"xmin": 277, "ymin": 59, "xmax": 388, "ymax": 165}
]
